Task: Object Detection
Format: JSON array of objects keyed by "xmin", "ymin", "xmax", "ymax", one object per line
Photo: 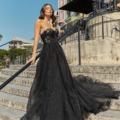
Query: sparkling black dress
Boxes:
[{"xmin": 21, "ymin": 28, "xmax": 120, "ymax": 120}]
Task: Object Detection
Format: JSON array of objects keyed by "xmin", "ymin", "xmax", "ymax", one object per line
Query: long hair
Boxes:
[{"xmin": 39, "ymin": 4, "xmax": 57, "ymax": 27}]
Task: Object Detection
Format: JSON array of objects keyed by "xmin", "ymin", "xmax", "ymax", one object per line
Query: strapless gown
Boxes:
[{"xmin": 21, "ymin": 28, "xmax": 120, "ymax": 120}]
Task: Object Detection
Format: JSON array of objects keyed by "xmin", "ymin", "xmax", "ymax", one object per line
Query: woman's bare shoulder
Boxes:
[{"xmin": 35, "ymin": 19, "xmax": 43, "ymax": 26}]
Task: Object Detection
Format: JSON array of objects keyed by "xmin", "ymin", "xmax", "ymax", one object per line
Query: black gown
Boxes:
[{"xmin": 21, "ymin": 28, "xmax": 120, "ymax": 120}]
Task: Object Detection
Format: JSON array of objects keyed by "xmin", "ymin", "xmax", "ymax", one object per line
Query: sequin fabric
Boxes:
[{"xmin": 20, "ymin": 28, "xmax": 120, "ymax": 120}]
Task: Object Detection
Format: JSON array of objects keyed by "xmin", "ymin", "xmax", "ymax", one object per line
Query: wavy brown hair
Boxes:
[{"xmin": 39, "ymin": 4, "xmax": 57, "ymax": 27}]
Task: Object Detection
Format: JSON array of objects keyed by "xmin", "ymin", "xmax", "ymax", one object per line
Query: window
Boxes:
[
  {"xmin": 61, "ymin": 0, "xmax": 63, "ymax": 6},
  {"xmin": 61, "ymin": 11, "xmax": 63, "ymax": 19}
]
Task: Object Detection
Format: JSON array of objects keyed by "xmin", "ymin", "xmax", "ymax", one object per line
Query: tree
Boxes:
[
  {"xmin": 0, "ymin": 49, "xmax": 8, "ymax": 60},
  {"xmin": 8, "ymin": 48, "xmax": 27, "ymax": 60},
  {"xmin": 26, "ymin": 45, "xmax": 33, "ymax": 54}
]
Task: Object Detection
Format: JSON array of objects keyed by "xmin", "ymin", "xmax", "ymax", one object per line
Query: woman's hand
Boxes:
[
  {"xmin": 26, "ymin": 54, "xmax": 36, "ymax": 65},
  {"xmin": 59, "ymin": 30, "xmax": 65, "ymax": 34}
]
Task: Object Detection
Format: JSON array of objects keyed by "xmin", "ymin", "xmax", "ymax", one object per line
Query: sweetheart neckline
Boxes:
[{"xmin": 40, "ymin": 28, "xmax": 58, "ymax": 36}]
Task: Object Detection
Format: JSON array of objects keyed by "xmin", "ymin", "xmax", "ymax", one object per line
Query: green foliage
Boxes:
[
  {"xmin": 0, "ymin": 48, "xmax": 29, "ymax": 65},
  {"xmin": 26, "ymin": 45, "xmax": 33, "ymax": 54},
  {"xmin": 0, "ymin": 49, "xmax": 9, "ymax": 60},
  {"xmin": 8, "ymin": 48, "xmax": 27, "ymax": 60}
]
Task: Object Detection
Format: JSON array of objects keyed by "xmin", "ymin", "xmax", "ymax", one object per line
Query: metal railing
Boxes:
[
  {"xmin": 0, "ymin": 40, "xmax": 43, "ymax": 69},
  {"xmin": 12, "ymin": 50, "xmax": 41, "ymax": 65},
  {"xmin": 85, "ymin": 15, "xmax": 120, "ymax": 40},
  {"xmin": 0, "ymin": 40, "xmax": 22, "ymax": 64},
  {"xmin": 59, "ymin": 15, "xmax": 120, "ymax": 66},
  {"xmin": 0, "ymin": 48, "xmax": 28, "ymax": 68},
  {"xmin": 58, "ymin": 20, "xmax": 83, "ymax": 65},
  {"xmin": 60, "ymin": 15, "xmax": 120, "ymax": 42},
  {"xmin": 92, "ymin": 0, "xmax": 120, "ymax": 17},
  {"xmin": 59, "ymin": 16, "xmax": 92, "ymax": 43}
]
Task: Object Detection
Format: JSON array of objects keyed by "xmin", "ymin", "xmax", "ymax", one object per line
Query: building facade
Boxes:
[
  {"xmin": 58, "ymin": 0, "xmax": 87, "ymax": 27},
  {"xmin": 8, "ymin": 36, "xmax": 34, "ymax": 50}
]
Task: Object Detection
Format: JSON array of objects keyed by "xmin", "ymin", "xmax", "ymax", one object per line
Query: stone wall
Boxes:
[
  {"xmin": 87, "ymin": 12, "xmax": 120, "ymax": 40},
  {"xmin": 61, "ymin": 39, "xmax": 120, "ymax": 65}
]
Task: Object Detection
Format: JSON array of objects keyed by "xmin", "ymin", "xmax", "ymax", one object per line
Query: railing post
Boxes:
[
  {"xmin": 93, "ymin": 2, "xmax": 95, "ymax": 17},
  {"xmin": 119, "ymin": 22, "xmax": 120, "ymax": 40},
  {"xmin": 20, "ymin": 56, "xmax": 21, "ymax": 64},
  {"xmin": 8, "ymin": 61, "xmax": 9, "ymax": 68},
  {"xmin": 18, "ymin": 57, "xmax": 19, "ymax": 64},
  {"xmin": 13, "ymin": 41, "xmax": 15, "ymax": 64},
  {"xmin": 109, "ymin": 0, "xmax": 112, "ymax": 12},
  {"xmin": 65, "ymin": 36, "xmax": 66, "ymax": 44},
  {"xmin": 61, "ymin": 39, "xmax": 62, "ymax": 45},
  {"xmin": 113, "ymin": 0, "xmax": 117, "ymax": 11},
  {"xmin": 4, "ymin": 60, "xmax": 5, "ymax": 68},
  {"xmin": 23, "ymin": 53, "xmax": 24, "ymax": 64},
  {"xmin": 99, "ymin": 0, "xmax": 101, "ymax": 15},
  {"xmin": 78, "ymin": 20, "xmax": 81, "ymax": 65},
  {"xmin": 17, "ymin": 58, "xmax": 18, "ymax": 64},
  {"xmin": 102, "ymin": 16, "xmax": 104, "ymax": 39},
  {"xmin": 25, "ymin": 55, "xmax": 26, "ymax": 64}
]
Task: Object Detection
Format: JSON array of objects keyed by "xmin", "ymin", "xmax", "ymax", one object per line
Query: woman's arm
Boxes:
[
  {"xmin": 32, "ymin": 19, "xmax": 41, "ymax": 58},
  {"xmin": 26, "ymin": 19, "xmax": 41, "ymax": 65},
  {"xmin": 59, "ymin": 30, "xmax": 65, "ymax": 34}
]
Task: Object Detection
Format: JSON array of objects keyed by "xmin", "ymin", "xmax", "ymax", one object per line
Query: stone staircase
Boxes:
[{"xmin": 0, "ymin": 64, "xmax": 120, "ymax": 120}]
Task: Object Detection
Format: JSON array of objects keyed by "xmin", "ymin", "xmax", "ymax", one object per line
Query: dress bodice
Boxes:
[{"xmin": 40, "ymin": 28, "xmax": 59, "ymax": 44}]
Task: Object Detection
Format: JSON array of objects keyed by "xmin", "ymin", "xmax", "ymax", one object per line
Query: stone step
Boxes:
[
  {"xmin": 72, "ymin": 73, "xmax": 120, "ymax": 84},
  {"xmin": 0, "ymin": 104, "xmax": 25, "ymax": 120},
  {"xmin": 9, "ymin": 65, "xmax": 36, "ymax": 71},
  {"xmin": 88, "ymin": 110, "xmax": 120, "ymax": 120},
  {"xmin": 95, "ymin": 97, "xmax": 120, "ymax": 111},
  {"xmin": 1, "ymin": 68, "xmax": 120, "ymax": 87},
  {"xmin": 0, "ymin": 91, "xmax": 27, "ymax": 112},
  {"xmin": 0, "ymin": 90, "xmax": 119, "ymax": 114},
  {"xmin": 2, "ymin": 68, "xmax": 35, "ymax": 78},
  {"xmin": 1, "ymin": 72, "xmax": 120, "ymax": 90},
  {"xmin": 9, "ymin": 64, "xmax": 120, "ymax": 74},
  {"xmin": 0, "ymin": 81, "xmax": 120, "ymax": 111},
  {"xmin": 0, "ymin": 72, "xmax": 33, "ymax": 87},
  {"xmin": 0, "ymin": 81, "xmax": 30, "ymax": 97},
  {"xmin": 70, "ymin": 65, "xmax": 120, "ymax": 74},
  {"xmin": 0, "ymin": 104, "xmax": 120, "ymax": 120},
  {"xmin": 2, "ymin": 68, "xmax": 120, "ymax": 84},
  {"xmin": 0, "ymin": 90, "xmax": 120, "ymax": 112}
]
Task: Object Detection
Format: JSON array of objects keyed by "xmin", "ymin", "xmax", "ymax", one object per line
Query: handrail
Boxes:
[
  {"xmin": 0, "ymin": 40, "xmax": 24, "ymax": 66},
  {"xmin": 84, "ymin": 14, "xmax": 120, "ymax": 40},
  {"xmin": 0, "ymin": 47, "xmax": 31, "ymax": 68},
  {"xmin": 0, "ymin": 40, "xmax": 42, "ymax": 64},
  {"xmin": 0, "ymin": 21, "xmax": 79, "ymax": 90},
  {"xmin": 0, "ymin": 40, "xmax": 34, "ymax": 67},
  {"xmin": 0, "ymin": 51, "xmax": 41, "ymax": 90},
  {"xmin": 0, "ymin": 43, "xmax": 42, "ymax": 64},
  {"xmin": 12, "ymin": 50, "xmax": 41, "ymax": 65},
  {"xmin": 58, "ymin": 23, "xmax": 79, "ymax": 42}
]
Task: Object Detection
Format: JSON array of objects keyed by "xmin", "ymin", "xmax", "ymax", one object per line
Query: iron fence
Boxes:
[
  {"xmin": 85, "ymin": 15, "xmax": 120, "ymax": 40},
  {"xmin": 92, "ymin": 0, "xmax": 120, "ymax": 17}
]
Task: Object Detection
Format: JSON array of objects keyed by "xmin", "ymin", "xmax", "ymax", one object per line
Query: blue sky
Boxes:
[{"xmin": 0, "ymin": 0, "xmax": 58, "ymax": 50}]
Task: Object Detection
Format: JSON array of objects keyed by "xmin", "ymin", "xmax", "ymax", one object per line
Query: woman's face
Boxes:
[{"xmin": 44, "ymin": 5, "xmax": 53, "ymax": 17}]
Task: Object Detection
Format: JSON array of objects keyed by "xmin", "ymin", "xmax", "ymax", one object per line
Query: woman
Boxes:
[{"xmin": 21, "ymin": 3, "xmax": 120, "ymax": 120}]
